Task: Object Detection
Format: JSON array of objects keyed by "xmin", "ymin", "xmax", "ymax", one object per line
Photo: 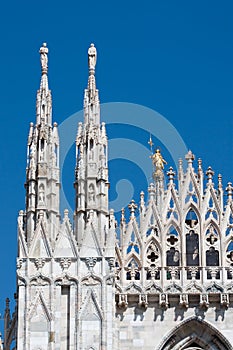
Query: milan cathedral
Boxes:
[{"xmin": 3, "ymin": 44, "xmax": 233, "ymax": 350}]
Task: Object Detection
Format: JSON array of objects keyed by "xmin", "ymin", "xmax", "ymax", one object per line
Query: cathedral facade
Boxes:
[{"xmin": 3, "ymin": 44, "xmax": 233, "ymax": 350}]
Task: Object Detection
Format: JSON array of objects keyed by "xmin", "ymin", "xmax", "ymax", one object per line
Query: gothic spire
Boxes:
[
  {"xmin": 150, "ymin": 148, "xmax": 167, "ymax": 211},
  {"xmin": 74, "ymin": 44, "xmax": 109, "ymax": 248},
  {"xmin": 36, "ymin": 43, "xmax": 52, "ymax": 126},
  {"xmin": 83, "ymin": 43, "xmax": 100, "ymax": 125},
  {"xmin": 24, "ymin": 43, "xmax": 60, "ymax": 244}
]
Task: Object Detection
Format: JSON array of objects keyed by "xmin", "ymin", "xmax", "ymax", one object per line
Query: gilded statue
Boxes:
[{"xmin": 151, "ymin": 149, "xmax": 167, "ymax": 172}]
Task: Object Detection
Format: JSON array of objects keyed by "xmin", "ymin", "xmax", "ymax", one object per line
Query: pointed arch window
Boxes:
[
  {"xmin": 168, "ymin": 225, "xmax": 179, "ymax": 236},
  {"xmin": 126, "ymin": 258, "xmax": 140, "ymax": 281},
  {"xmin": 166, "ymin": 247, "xmax": 180, "ymax": 266},
  {"xmin": 146, "ymin": 241, "xmax": 160, "ymax": 266},
  {"xmin": 186, "ymin": 230, "xmax": 199, "ymax": 266},
  {"xmin": 146, "ymin": 241, "xmax": 160, "ymax": 280}
]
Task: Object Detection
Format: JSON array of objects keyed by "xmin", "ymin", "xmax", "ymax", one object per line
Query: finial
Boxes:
[
  {"xmin": 206, "ymin": 166, "xmax": 214, "ymax": 183},
  {"xmin": 148, "ymin": 183, "xmax": 155, "ymax": 200},
  {"xmin": 167, "ymin": 167, "xmax": 175, "ymax": 183},
  {"xmin": 88, "ymin": 43, "xmax": 97, "ymax": 72},
  {"xmin": 185, "ymin": 150, "xmax": 195, "ymax": 167},
  {"xmin": 64, "ymin": 209, "xmax": 69, "ymax": 219},
  {"xmin": 178, "ymin": 158, "xmax": 183, "ymax": 170},
  {"xmin": 198, "ymin": 158, "xmax": 202, "ymax": 171},
  {"xmin": 140, "ymin": 191, "xmax": 145, "ymax": 205},
  {"xmin": 226, "ymin": 182, "xmax": 233, "ymax": 201},
  {"xmin": 218, "ymin": 174, "xmax": 222, "ymax": 189},
  {"xmin": 148, "ymin": 134, "xmax": 154, "ymax": 153},
  {"xmin": 39, "ymin": 42, "xmax": 48, "ymax": 74},
  {"xmin": 128, "ymin": 200, "xmax": 137, "ymax": 219}
]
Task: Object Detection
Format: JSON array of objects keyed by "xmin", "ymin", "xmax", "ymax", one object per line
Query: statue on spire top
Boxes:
[
  {"xmin": 88, "ymin": 43, "xmax": 97, "ymax": 70},
  {"xmin": 151, "ymin": 149, "xmax": 167, "ymax": 174},
  {"xmin": 39, "ymin": 43, "xmax": 48, "ymax": 74}
]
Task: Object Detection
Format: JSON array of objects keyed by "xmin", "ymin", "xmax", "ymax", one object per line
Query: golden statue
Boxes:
[{"xmin": 151, "ymin": 149, "xmax": 167, "ymax": 172}]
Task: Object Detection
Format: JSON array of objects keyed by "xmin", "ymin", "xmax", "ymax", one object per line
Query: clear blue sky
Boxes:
[{"xmin": 0, "ymin": 0, "xmax": 233, "ymax": 327}]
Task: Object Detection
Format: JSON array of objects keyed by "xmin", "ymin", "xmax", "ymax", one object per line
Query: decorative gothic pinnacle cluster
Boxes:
[{"xmin": 116, "ymin": 147, "xmax": 233, "ymax": 311}]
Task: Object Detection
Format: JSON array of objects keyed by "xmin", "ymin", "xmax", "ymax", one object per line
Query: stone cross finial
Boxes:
[
  {"xmin": 218, "ymin": 174, "xmax": 222, "ymax": 189},
  {"xmin": 128, "ymin": 200, "xmax": 137, "ymax": 218},
  {"xmin": 88, "ymin": 43, "xmax": 97, "ymax": 71},
  {"xmin": 148, "ymin": 183, "xmax": 155, "ymax": 200},
  {"xmin": 167, "ymin": 167, "xmax": 175, "ymax": 183},
  {"xmin": 39, "ymin": 43, "xmax": 48, "ymax": 74},
  {"xmin": 206, "ymin": 166, "xmax": 214, "ymax": 183}
]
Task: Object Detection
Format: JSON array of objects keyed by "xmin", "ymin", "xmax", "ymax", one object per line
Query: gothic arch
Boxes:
[
  {"xmin": 125, "ymin": 252, "xmax": 141, "ymax": 268},
  {"xmin": 125, "ymin": 281, "xmax": 142, "ymax": 293},
  {"xmin": 157, "ymin": 316, "xmax": 232, "ymax": 350},
  {"xmin": 125, "ymin": 221, "xmax": 142, "ymax": 251},
  {"xmin": 184, "ymin": 205, "xmax": 200, "ymax": 227},
  {"xmin": 204, "ymin": 219, "xmax": 220, "ymax": 236},
  {"xmin": 204, "ymin": 223, "xmax": 221, "ymax": 268},
  {"xmin": 125, "ymin": 253, "xmax": 141, "ymax": 281},
  {"xmin": 30, "ymin": 272, "xmax": 52, "ymax": 283},
  {"xmin": 145, "ymin": 236, "xmax": 162, "ymax": 258},
  {"xmin": 55, "ymin": 274, "xmax": 79, "ymax": 286},
  {"xmin": 165, "ymin": 220, "xmax": 181, "ymax": 236}
]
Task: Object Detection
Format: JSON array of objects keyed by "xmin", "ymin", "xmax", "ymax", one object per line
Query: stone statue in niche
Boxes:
[
  {"xmin": 29, "ymin": 143, "xmax": 36, "ymax": 169},
  {"xmin": 38, "ymin": 184, "xmax": 45, "ymax": 204},
  {"xmin": 186, "ymin": 230, "xmax": 199, "ymax": 266},
  {"xmin": 166, "ymin": 248, "xmax": 180, "ymax": 266},
  {"xmin": 88, "ymin": 183, "xmax": 95, "ymax": 203},
  {"xmin": 206, "ymin": 247, "xmax": 219, "ymax": 266}
]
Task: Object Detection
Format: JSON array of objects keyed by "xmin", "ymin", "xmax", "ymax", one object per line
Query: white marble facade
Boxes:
[{"xmin": 3, "ymin": 44, "xmax": 233, "ymax": 350}]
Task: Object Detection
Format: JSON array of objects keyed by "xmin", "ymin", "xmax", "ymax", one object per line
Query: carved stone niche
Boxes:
[
  {"xmin": 138, "ymin": 294, "xmax": 148, "ymax": 309},
  {"xmin": 199, "ymin": 294, "xmax": 209, "ymax": 309},
  {"xmin": 220, "ymin": 293, "xmax": 229, "ymax": 308},
  {"xmin": 179, "ymin": 294, "xmax": 189, "ymax": 308},
  {"xmin": 118, "ymin": 294, "xmax": 128, "ymax": 309},
  {"xmin": 159, "ymin": 293, "xmax": 168, "ymax": 309}
]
